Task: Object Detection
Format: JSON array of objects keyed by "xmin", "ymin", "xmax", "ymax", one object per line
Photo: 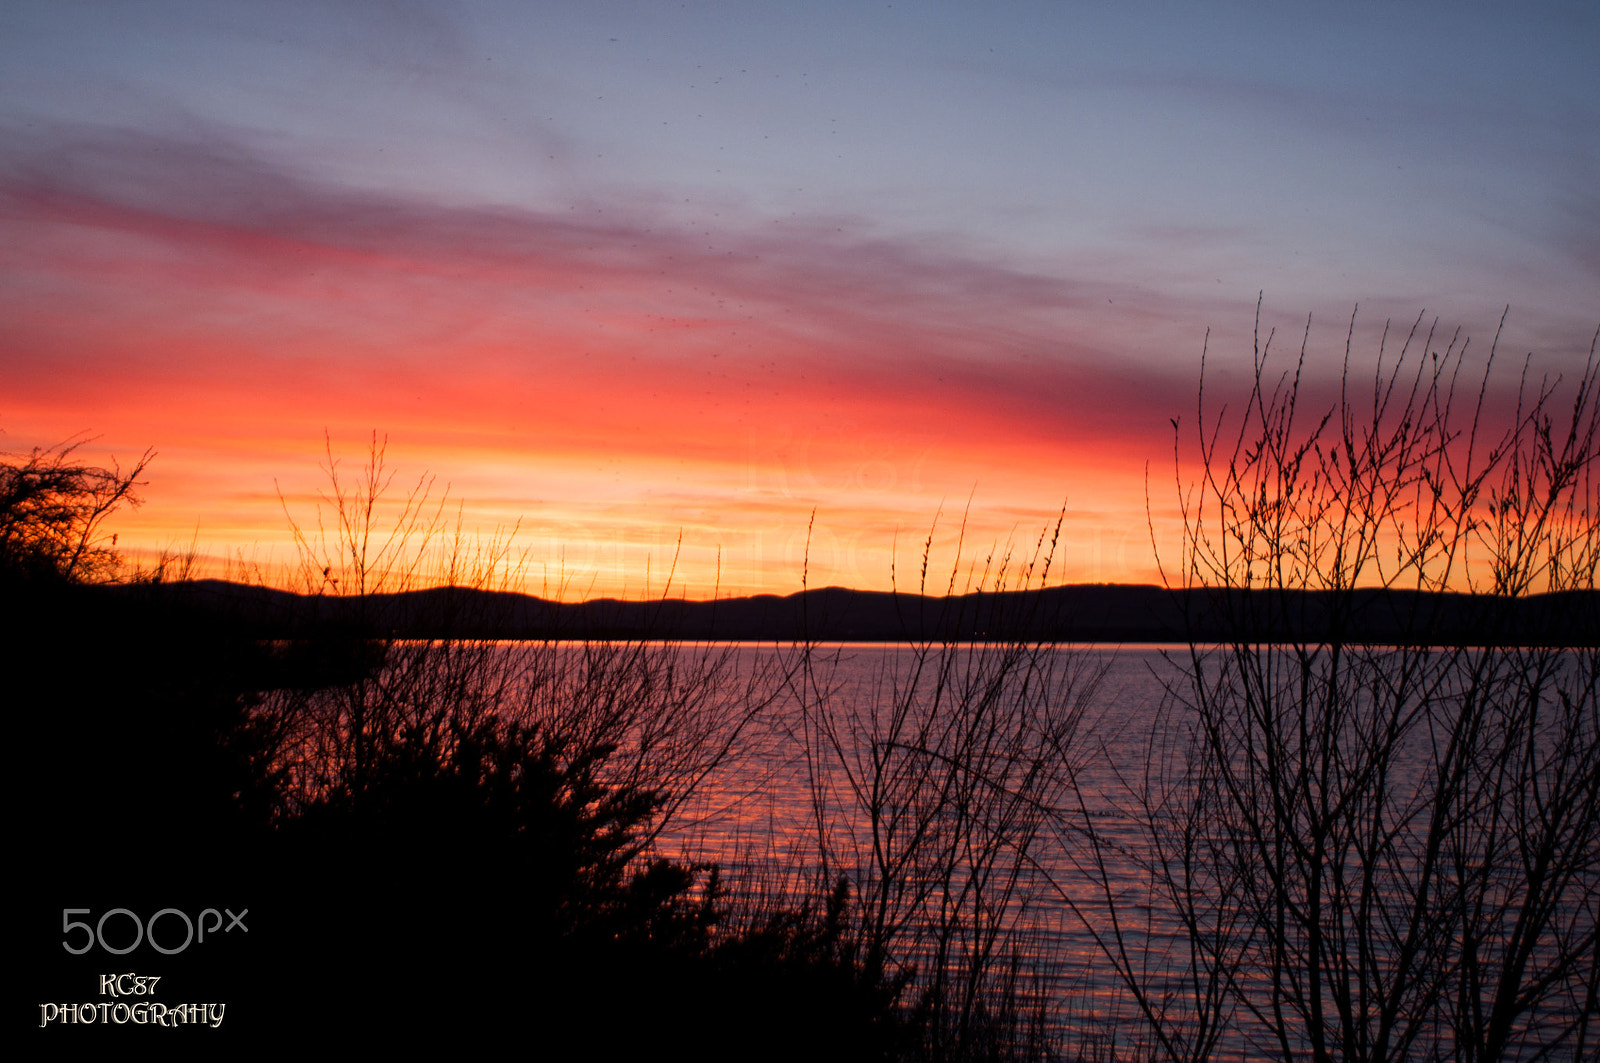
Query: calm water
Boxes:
[
  {"xmin": 652, "ymin": 643, "xmax": 1200, "ymax": 1053},
  {"xmin": 631, "ymin": 641, "xmax": 1595, "ymax": 1060}
]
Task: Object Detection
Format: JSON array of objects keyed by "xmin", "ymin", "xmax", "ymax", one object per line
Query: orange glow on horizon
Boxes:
[
  {"xmin": 2, "ymin": 183, "xmax": 1195, "ymax": 598},
  {"xmin": 85, "ymin": 421, "xmax": 1177, "ymax": 601},
  {"xmin": 10, "ymin": 150, "xmax": 1582, "ymax": 601}
]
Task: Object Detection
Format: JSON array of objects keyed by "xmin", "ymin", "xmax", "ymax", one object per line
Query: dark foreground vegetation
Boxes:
[
  {"xmin": 11, "ymin": 309, "xmax": 1600, "ymax": 1059},
  {"xmin": 10, "ymin": 442, "xmax": 911, "ymax": 1057}
]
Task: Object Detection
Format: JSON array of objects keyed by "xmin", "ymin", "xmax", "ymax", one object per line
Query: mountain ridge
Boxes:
[{"xmin": 97, "ymin": 579, "xmax": 1600, "ymax": 646}]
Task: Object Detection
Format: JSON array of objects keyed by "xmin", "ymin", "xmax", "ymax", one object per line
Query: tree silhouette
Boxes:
[{"xmin": 0, "ymin": 435, "xmax": 152, "ymax": 583}]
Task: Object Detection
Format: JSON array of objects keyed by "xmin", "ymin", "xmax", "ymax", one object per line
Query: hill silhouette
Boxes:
[{"xmin": 104, "ymin": 578, "xmax": 1600, "ymax": 646}]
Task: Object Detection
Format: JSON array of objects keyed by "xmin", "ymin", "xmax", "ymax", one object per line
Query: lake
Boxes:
[{"xmin": 626, "ymin": 640, "xmax": 1597, "ymax": 1061}]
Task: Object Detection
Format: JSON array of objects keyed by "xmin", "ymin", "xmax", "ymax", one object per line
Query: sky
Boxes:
[{"xmin": 2, "ymin": 1, "xmax": 1596, "ymax": 598}]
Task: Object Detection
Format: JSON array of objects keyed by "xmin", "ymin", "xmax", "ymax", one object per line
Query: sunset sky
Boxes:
[{"xmin": 3, "ymin": 1, "xmax": 1596, "ymax": 598}]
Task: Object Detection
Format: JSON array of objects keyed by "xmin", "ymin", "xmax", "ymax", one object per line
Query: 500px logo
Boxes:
[{"xmin": 62, "ymin": 908, "xmax": 248, "ymax": 955}]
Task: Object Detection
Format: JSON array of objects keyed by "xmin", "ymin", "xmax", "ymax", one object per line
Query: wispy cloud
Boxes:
[
  {"xmin": 1, "ymin": 123, "xmax": 1222, "ymax": 445},
  {"xmin": 5, "ymin": 122, "xmax": 1585, "ymax": 595}
]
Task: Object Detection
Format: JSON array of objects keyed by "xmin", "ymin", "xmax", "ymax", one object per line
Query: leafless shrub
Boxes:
[
  {"xmin": 788, "ymin": 515, "xmax": 1108, "ymax": 1060},
  {"xmin": 1073, "ymin": 304, "xmax": 1600, "ymax": 1062},
  {"xmin": 259, "ymin": 433, "xmax": 782, "ymax": 859}
]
